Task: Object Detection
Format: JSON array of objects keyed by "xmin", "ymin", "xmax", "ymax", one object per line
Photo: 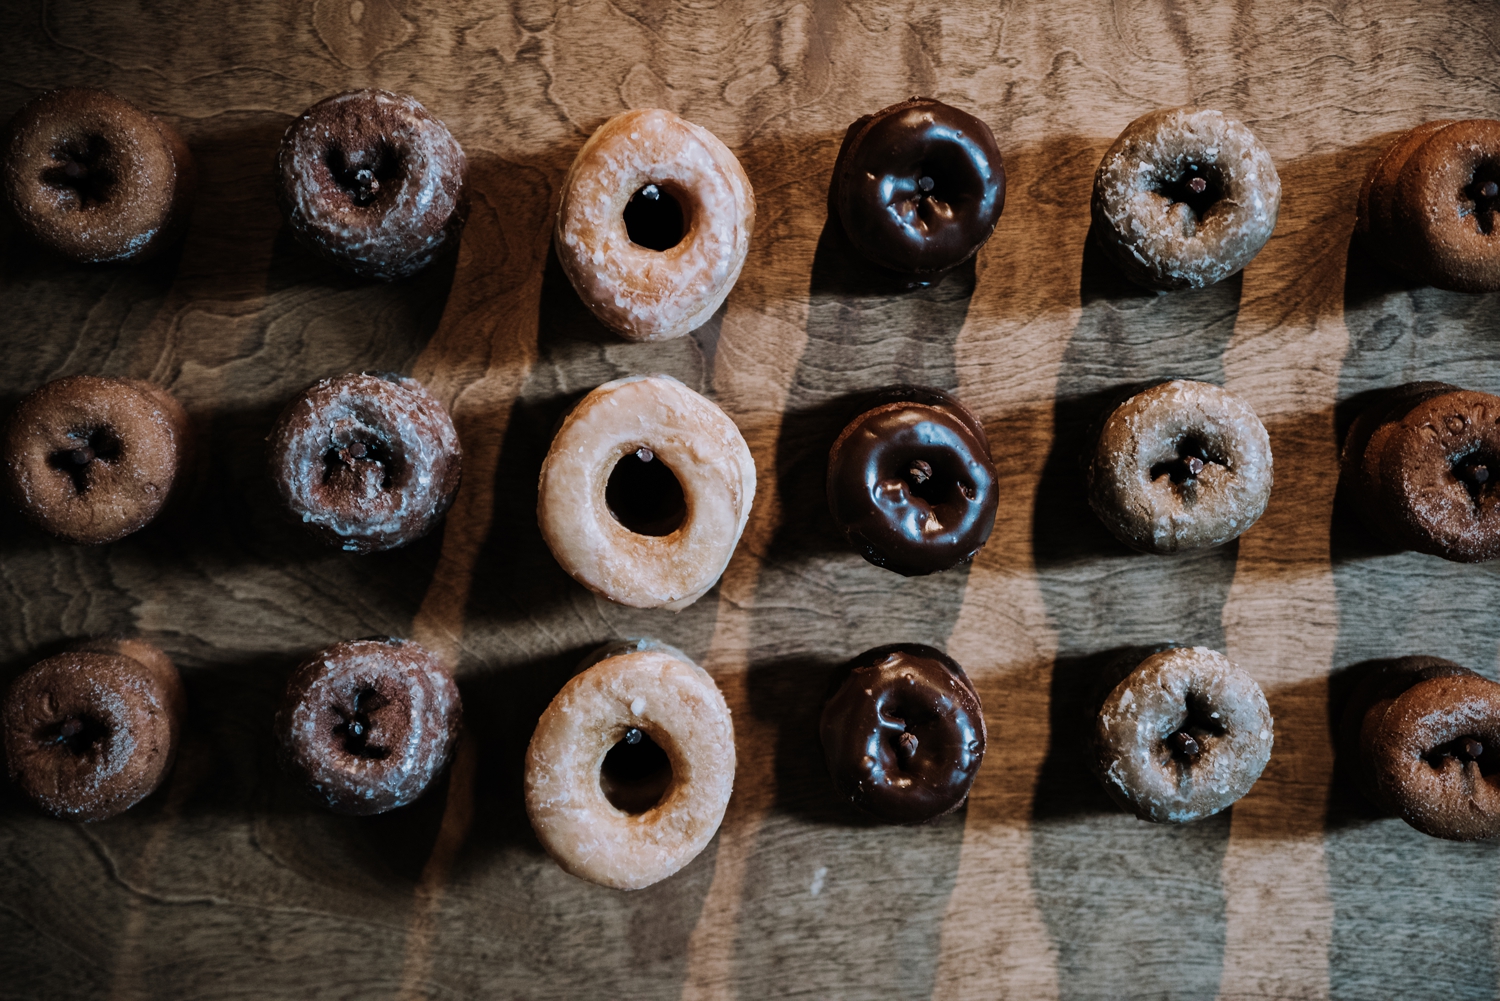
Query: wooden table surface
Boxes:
[{"xmin": 3, "ymin": 1, "xmax": 1500, "ymax": 998}]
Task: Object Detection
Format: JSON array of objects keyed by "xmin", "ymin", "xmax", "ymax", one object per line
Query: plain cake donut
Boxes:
[
  {"xmin": 537, "ymin": 374, "xmax": 755, "ymax": 610},
  {"xmin": 555, "ymin": 108, "xmax": 755, "ymax": 341},
  {"xmin": 524, "ymin": 641, "xmax": 735, "ymax": 890}
]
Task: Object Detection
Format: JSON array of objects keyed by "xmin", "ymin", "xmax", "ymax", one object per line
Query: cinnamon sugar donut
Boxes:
[
  {"xmin": 2, "ymin": 376, "xmax": 189, "ymax": 544},
  {"xmin": 537, "ymin": 375, "xmax": 755, "ymax": 610},
  {"xmin": 524, "ymin": 640, "xmax": 735, "ymax": 889},
  {"xmin": 267, "ymin": 372, "xmax": 462, "ymax": 553},
  {"xmin": 1, "ymin": 88, "xmax": 195, "ymax": 263},
  {"xmin": 2, "ymin": 637, "xmax": 185, "ymax": 821},
  {"xmin": 276, "ymin": 89, "xmax": 467, "ymax": 280},
  {"xmin": 555, "ymin": 109, "xmax": 755, "ymax": 341}
]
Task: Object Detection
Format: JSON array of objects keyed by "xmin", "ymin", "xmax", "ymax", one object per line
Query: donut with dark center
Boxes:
[
  {"xmin": 273, "ymin": 637, "xmax": 461, "ymax": 815},
  {"xmin": 2, "ymin": 375, "xmax": 189, "ymax": 544},
  {"xmin": 1, "ymin": 88, "xmax": 195, "ymax": 263},
  {"xmin": 276, "ymin": 89, "xmax": 467, "ymax": 281},
  {"xmin": 2, "ymin": 637, "xmax": 185, "ymax": 822},
  {"xmin": 267, "ymin": 372, "xmax": 462, "ymax": 553},
  {"xmin": 830, "ymin": 97, "xmax": 1005, "ymax": 283},
  {"xmin": 819, "ymin": 643, "xmax": 986, "ymax": 824},
  {"xmin": 826, "ymin": 387, "xmax": 998, "ymax": 576}
]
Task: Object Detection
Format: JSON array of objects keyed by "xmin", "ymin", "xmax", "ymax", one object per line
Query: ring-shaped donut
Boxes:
[
  {"xmin": 524, "ymin": 642, "xmax": 735, "ymax": 890},
  {"xmin": 1091, "ymin": 107, "xmax": 1281, "ymax": 291},
  {"xmin": 1369, "ymin": 672, "xmax": 1500, "ymax": 841},
  {"xmin": 537, "ymin": 374, "xmax": 755, "ymax": 610},
  {"xmin": 1092, "ymin": 646, "xmax": 1273, "ymax": 824},
  {"xmin": 555, "ymin": 109, "xmax": 755, "ymax": 341},
  {"xmin": 1338, "ymin": 655, "xmax": 1472, "ymax": 808},
  {"xmin": 1389, "ymin": 119, "xmax": 1500, "ymax": 293},
  {"xmin": 1087, "ymin": 380, "xmax": 1273, "ymax": 554}
]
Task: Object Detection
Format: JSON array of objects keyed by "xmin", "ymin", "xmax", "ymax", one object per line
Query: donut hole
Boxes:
[
  {"xmin": 1464, "ymin": 162, "xmax": 1500, "ymax": 234},
  {"xmin": 1450, "ymin": 450, "xmax": 1498, "ymax": 504},
  {"xmin": 1423, "ymin": 735, "xmax": 1497, "ymax": 775},
  {"xmin": 623, "ymin": 184, "xmax": 686, "ymax": 251},
  {"xmin": 880, "ymin": 700, "xmax": 944, "ymax": 770},
  {"xmin": 41, "ymin": 134, "xmax": 117, "ymax": 209},
  {"xmin": 1162, "ymin": 694, "xmax": 1227, "ymax": 763},
  {"xmin": 325, "ymin": 143, "xmax": 403, "ymax": 208},
  {"xmin": 905, "ymin": 144, "xmax": 985, "ymax": 216},
  {"xmin": 48, "ymin": 426, "xmax": 124, "ymax": 494},
  {"xmin": 605, "ymin": 448, "xmax": 686, "ymax": 536},
  {"xmin": 39, "ymin": 713, "xmax": 110, "ymax": 756},
  {"xmin": 330, "ymin": 685, "xmax": 392, "ymax": 760},
  {"xmin": 1148, "ymin": 435, "xmax": 1216, "ymax": 486},
  {"xmin": 599, "ymin": 727, "xmax": 673, "ymax": 814},
  {"xmin": 323, "ymin": 434, "xmax": 395, "ymax": 492},
  {"xmin": 1156, "ymin": 162, "xmax": 1225, "ymax": 220}
]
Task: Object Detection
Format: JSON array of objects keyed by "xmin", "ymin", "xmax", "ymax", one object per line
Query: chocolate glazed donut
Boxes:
[
  {"xmin": 820, "ymin": 643, "xmax": 986, "ymax": 824},
  {"xmin": 827, "ymin": 387, "xmax": 998, "ymax": 576},
  {"xmin": 830, "ymin": 97, "xmax": 1006, "ymax": 285}
]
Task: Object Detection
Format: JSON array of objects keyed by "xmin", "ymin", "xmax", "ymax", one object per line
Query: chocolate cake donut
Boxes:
[
  {"xmin": 1338, "ymin": 655, "xmax": 1473, "ymax": 808},
  {"xmin": 1092, "ymin": 107, "xmax": 1280, "ymax": 291},
  {"xmin": 267, "ymin": 372, "xmax": 462, "ymax": 553},
  {"xmin": 274, "ymin": 637, "xmax": 461, "ymax": 815},
  {"xmin": 1092, "ymin": 646, "xmax": 1273, "ymax": 824},
  {"xmin": 2, "ymin": 375, "xmax": 189, "ymax": 544},
  {"xmin": 820, "ymin": 643, "xmax": 986, "ymax": 824},
  {"xmin": 1088, "ymin": 380, "xmax": 1273, "ymax": 554},
  {"xmin": 276, "ymin": 89, "xmax": 467, "ymax": 281},
  {"xmin": 2, "ymin": 637, "xmax": 185, "ymax": 822},
  {"xmin": 1340, "ymin": 383, "xmax": 1500, "ymax": 562},
  {"xmin": 826, "ymin": 387, "xmax": 998, "ymax": 576},
  {"xmin": 830, "ymin": 97, "xmax": 1006, "ymax": 285},
  {"xmin": 1, "ymin": 88, "xmax": 195, "ymax": 263},
  {"xmin": 1365, "ymin": 670, "xmax": 1500, "ymax": 841}
]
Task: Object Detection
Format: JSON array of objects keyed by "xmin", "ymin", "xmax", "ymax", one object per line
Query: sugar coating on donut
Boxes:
[
  {"xmin": 268, "ymin": 372, "xmax": 462, "ymax": 553},
  {"xmin": 525, "ymin": 645, "xmax": 734, "ymax": 890},
  {"xmin": 537, "ymin": 374, "xmax": 755, "ymax": 609},
  {"xmin": 556, "ymin": 109, "xmax": 755, "ymax": 341},
  {"xmin": 1092, "ymin": 107, "xmax": 1280, "ymax": 290},
  {"xmin": 1093, "ymin": 646, "xmax": 1273, "ymax": 824},
  {"xmin": 1389, "ymin": 119, "xmax": 1500, "ymax": 293},
  {"xmin": 1088, "ymin": 380, "xmax": 1273, "ymax": 553}
]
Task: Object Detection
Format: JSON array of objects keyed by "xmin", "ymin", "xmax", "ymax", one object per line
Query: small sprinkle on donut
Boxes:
[
  {"xmin": 276, "ymin": 89, "xmax": 467, "ymax": 281},
  {"xmin": 555, "ymin": 109, "xmax": 755, "ymax": 341},
  {"xmin": 1092, "ymin": 646, "xmax": 1273, "ymax": 824},
  {"xmin": 267, "ymin": 372, "xmax": 462, "ymax": 553},
  {"xmin": 1092, "ymin": 107, "xmax": 1281, "ymax": 291},
  {"xmin": 2, "ymin": 636, "xmax": 185, "ymax": 822},
  {"xmin": 1366, "ymin": 670, "xmax": 1500, "ymax": 841},
  {"xmin": 1088, "ymin": 380, "xmax": 1273, "ymax": 554},
  {"xmin": 819, "ymin": 643, "xmax": 986, "ymax": 824},
  {"xmin": 2, "ymin": 375, "xmax": 190, "ymax": 544},
  {"xmin": 537, "ymin": 374, "xmax": 755, "ymax": 610},
  {"xmin": 1, "ymin": 88, "xmax": 195, "ymax": 263},
  {"xmin": 524, "ymin": 640, "xmax": 735, "ymax": 890},
  {"xmin": 274, "ymin": 637, "xmax": 461, "ymax": 815},
  {"xmin": 826, "ymin": 387, "xmax": 998, "ymax": 576},
  {"xmin": 829, "ymin": 97, "xmax": 1006, "ymax": 283}
]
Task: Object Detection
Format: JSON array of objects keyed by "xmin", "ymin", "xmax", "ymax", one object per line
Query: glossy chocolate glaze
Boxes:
[
  {"xmin": 826, "ymin": 387, "xmax": 997, "ymax": 576},
  {"xmin": 820, "ymin": 643, "xmax": 986, "ymax": 824},
  {"xmin": 831, "ymin": 97, "xmax": 1005, "ymax": 280}
]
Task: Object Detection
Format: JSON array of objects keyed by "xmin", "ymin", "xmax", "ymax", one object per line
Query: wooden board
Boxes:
[{"xmin": 3, "ymin": 1, "xmax": 1500, "ymax": 998}]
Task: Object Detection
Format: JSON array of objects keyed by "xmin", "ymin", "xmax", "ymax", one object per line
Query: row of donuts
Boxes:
[{"xmin": 5, "ymin": 88, "xmax": 1500, "ymax": 328}]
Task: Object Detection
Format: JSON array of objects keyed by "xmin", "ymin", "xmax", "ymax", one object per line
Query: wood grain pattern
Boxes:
[{"xmin": 3, "ymin": 1, "xmax": 1500, "ymax": 998}]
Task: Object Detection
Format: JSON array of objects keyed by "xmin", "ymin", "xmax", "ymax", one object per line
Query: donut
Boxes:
[
  {"xmin": 1386, "ymin": 119, "xmax": 1500, "ymax": 292},
  {"xmin": 1366, "ymin": 671, "xmax": 1500, "ymax": 841},
  {"xmin": 1092, "ymin": 646, "xmax": 1273, "ymax": 824},
  {"xmin": 554, "ymin": 108, "xmax": 755, "ymax": 342},
  {"xmin": 1340, "ymin": 383, "xmax": 1500, "ymax": 562},
  {"xmin": 267, "ymin": 372, "xmax": 462, "ymax": 554},
  {"xmin": 819, "ymin": 643, "xmax": 986, "ymax": 824},
  {"xmin": 537, "ymin": 374, "xmax": 755, "ymax": 610},
  {"xmin": 2, "ymin": 637, "xmax": 185, "ymax": 821},
  {"xmin": 826, "ymin": 387, "xmax": 998, "ymax": 575},
  {"xmin": 1354, "ymin": 119, "xmax": 1456, "ymax": 250},
  {"xmin": 276, "ymin": 89, "xmax": 467, "ymax": 281},
  {"xmin": 2, "ymin": 375, "xmax": 189, "ymax": 544},
  {"xmin": 1091, "ymin": 107, "xmax": 1281, "ymax": 291},
  {"xmin": 524, "ymin": 640, "xmax": 735, "ymax": 890},
  {"xmin": 1338, "ymin": 655, "xmax": 1473, "ymax": 808},
  {"xmin": 829, "ymin": 97, "xmax": 1006, "ymax": 283},
  {"xmin": 1087, "ymin": 380, "xmax": 1273, "ymax": 554},
  {"xmin": 1, "ymin": 88, "xmax": 195, "ymax": 263}
]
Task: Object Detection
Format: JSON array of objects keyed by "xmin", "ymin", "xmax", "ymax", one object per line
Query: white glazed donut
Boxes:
[
  {"xmin": 555, "ymin": 108, "xmax": 755, "ymax": 341},
  {"xmin": 525, "ymin": 641, "xmax": 736, "ymax": 890},
  {"xmin": 537, "ymin": 374, "xmax": 755, "ymax": 610}
]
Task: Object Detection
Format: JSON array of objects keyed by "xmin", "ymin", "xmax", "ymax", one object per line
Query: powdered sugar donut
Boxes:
[
  {"xmin": 525, "ymin": 640, "xmax": 735, "ymax": 889},
  {"xmin": 555, "ymin": 109, "xmax": 755, "ymax": 341},
  {"xmin": 537, "ymin": 374, "xmax": 754, "ymax": 610}
]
